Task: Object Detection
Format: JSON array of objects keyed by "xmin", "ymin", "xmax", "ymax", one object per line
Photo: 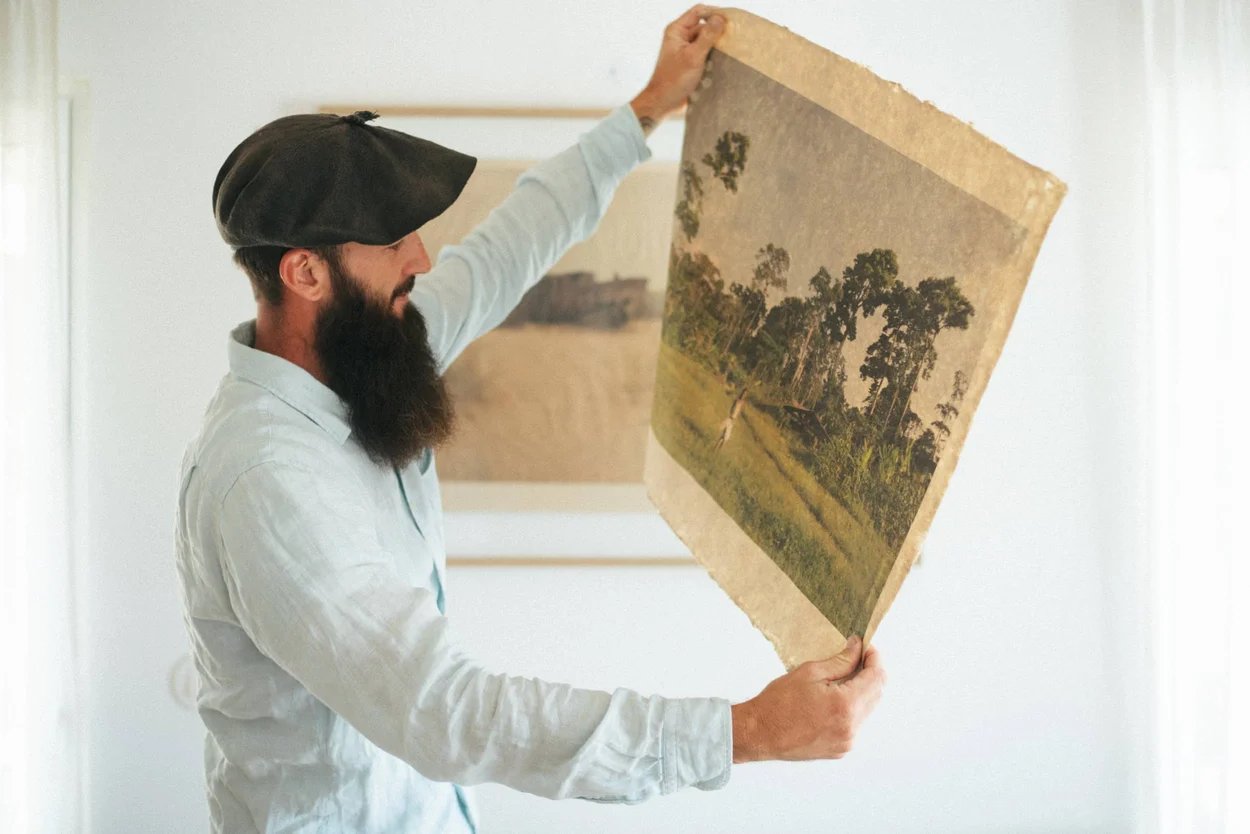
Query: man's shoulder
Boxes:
[{"xmin": 180, "ymin": 374, "xmax": 351, "ymax": 506}]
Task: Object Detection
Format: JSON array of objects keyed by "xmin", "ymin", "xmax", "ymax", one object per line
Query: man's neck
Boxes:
[{"xmin": 254, "ymin": 304, "xmax": 329, "ymax": 386}]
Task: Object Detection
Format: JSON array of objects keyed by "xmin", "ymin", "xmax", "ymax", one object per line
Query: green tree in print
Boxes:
[
  {"xmin": 664, "ymin": 248, "xmax": 726, "ymax": 357},
  {"xmin": 834, "ymin": 249, "xmax": 900, "ymax": 344},
  {"xmin": 930, "ymin": 369, "xmax": 969, "ymax": 457},
  {"xmin": 674, "ymin": 129, "xmax": 751, "ymax": 243},
  {"xmin": 771, "ymin": 250, "xmax": 900, "ymax": 409},
  {"xmin": 782, "ymin": 266, "xmax": 836, "ymax": 402},
  {"xmin": 721, "ymin": 244, "xmax": 790, "ymax": 355},
  {"xmin": 701, "ymin": 130, "xmax": 750, "ymax": 192},
  {"xmin": 675, "ymin": 161, "xmax": 705, "ymax": 242},
  {"xmin": 746, "ymin": 295, "xmax": 807, "ymax": 382},
  {"xmin": 747, "ymin": 251, "xmax": 897, "ymax": 408},
  {"xmin": 753, "ymin": 243, "xmax": 790, "ymax": 296},
  {"xmin": 861, "ymin": 276, "xmax": 975, "ymax": 438}
]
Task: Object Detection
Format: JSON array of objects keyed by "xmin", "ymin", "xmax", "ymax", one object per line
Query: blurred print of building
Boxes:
[{"xmin": 502, "ymin": 271, "xmax": 660, "ymax": 329}]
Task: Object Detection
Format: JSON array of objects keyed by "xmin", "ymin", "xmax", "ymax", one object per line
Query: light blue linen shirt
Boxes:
[{"xmin": 174, "ymin": 102, "xmax": 733, "ymax": 834}]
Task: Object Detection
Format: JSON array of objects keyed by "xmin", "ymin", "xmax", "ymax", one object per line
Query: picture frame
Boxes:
[{"xmin": 317, "ymin": 103, "xmax": 691, "ymax": 563}]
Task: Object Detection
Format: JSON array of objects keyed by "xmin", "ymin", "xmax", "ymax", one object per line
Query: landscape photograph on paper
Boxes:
[{"xmin": 651, "ymin": 47, "xmax": 1027, "ymax": 639}]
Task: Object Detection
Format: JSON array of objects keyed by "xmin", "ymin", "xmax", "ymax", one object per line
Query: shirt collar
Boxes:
[{"xmin": 227, "ymin": 319, "xmax": 353, "ymax": 445}]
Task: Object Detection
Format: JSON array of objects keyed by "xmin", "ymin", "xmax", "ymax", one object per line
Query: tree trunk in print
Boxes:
[
  {"xmin": 787, "ymin": 311, "xmax": 818, "ymax": 398},
  {"xmin": 866, "ymin": 378, "xmax": 884, "ymax": 417},
  {"xmin": 891, "ymin": 344, "xmax": 927, "ymax": 436},
  {"xmin": 720, "ymin": 310, "xmax": 743, "ymax": 355}
]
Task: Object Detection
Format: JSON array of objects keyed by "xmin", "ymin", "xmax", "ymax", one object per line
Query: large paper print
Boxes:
[{"xmin": 644, "ymin": 9, "xmax": 1066, "ymax": 668}]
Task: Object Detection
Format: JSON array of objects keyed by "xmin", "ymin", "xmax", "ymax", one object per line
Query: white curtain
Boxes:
[
  {"xmin": 1144, "ymin": 1, "xmax": 1250, "ymax": 832},
  {"xmin": 0, "ymin": 1, "xmax": 81, "ymax": 832}
]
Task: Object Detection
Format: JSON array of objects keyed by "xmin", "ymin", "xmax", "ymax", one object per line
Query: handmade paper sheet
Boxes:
[{"xmin": 644, "ymin": 8, "xmax": 1066, "ymax": 669}]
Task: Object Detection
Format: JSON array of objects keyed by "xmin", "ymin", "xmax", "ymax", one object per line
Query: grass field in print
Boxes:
[{"xmin": 651, "ymin": 340, "xmax": 897, "ymax": 638}]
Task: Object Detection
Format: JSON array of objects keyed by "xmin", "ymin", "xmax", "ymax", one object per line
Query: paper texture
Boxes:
[{"xmin": 644, "ymin": 8, "xmax": 1066, "ymax": 669}]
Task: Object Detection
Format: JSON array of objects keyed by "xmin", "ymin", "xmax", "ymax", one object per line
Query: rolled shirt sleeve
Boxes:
[
  {"xmin": 411, "ymin": 102, "xmax": 653, "ymax": 373},
  {"xmin": 216, "ymin": 458, "xmax": 732, "ymax": 803}
]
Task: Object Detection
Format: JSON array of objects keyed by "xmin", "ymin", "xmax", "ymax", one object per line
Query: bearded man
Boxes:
[{"xmin": 173, "ymin": 6, "xmax": 885, "ymax": 833}]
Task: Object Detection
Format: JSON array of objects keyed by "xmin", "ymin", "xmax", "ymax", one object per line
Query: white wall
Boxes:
[{"xmin": 57, "ymin": 1, "xmax": 1151, "ymax": 832}]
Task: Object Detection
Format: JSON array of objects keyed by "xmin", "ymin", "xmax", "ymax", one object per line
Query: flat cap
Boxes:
[{"xmin": 213, "ymin": 110, "xmax": 477, "ymax": 248}]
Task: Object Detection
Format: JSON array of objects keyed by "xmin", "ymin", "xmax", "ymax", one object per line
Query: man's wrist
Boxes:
[
  {"xmin": 629, "ymin": 89, "xmax": 666, "ymax": 136},
  {"xmin": 730, "ymin": 700, "xmax": 761, "ymax": 764}
]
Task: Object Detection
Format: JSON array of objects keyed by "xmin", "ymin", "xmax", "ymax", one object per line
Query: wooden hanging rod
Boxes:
[
  {"xmin": 447, "ymin": 556, "xmax": 696, "ymax": 568},
  {"xmin": 316, "ymin": 104, "xmax": 685, "ymax": 121}
]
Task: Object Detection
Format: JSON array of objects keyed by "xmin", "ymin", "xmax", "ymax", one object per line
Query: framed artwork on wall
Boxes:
[{"xmin": 317, "ymin": 103, "xmax": 691, "ymax": 562}]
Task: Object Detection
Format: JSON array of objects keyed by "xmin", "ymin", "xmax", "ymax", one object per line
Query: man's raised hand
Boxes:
[{"xmin": 631, "ymin": 5, "xmax": 727, "ymax": 131}]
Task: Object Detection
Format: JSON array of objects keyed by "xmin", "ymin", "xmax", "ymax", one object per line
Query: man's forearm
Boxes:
[{"xmin": 409, "ymin": 102, "xmax": 651, "ymax": 370}]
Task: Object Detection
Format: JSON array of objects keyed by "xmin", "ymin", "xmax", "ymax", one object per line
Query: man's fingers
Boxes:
[
  {"xmin": 842, "ymin": 645, "xmax": 887, "ymax": 698},
  {"xmin": 671, "ymin": 4, "xmax": 717, "ymax": 29},
  {"xmin": 693, "ymin": 14, "xmax": 726, "ymax": 50},
  {"xmin": 806, "ymin": 635, "xmax": 863, "ymax": 681},
  {"xmin": 668, "ymin": 4, "xmax": 721, "ymax": 38}
]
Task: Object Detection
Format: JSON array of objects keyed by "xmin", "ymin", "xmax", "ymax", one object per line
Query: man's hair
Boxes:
[{"xmin": 232, "ymin": 244, "xmax": 343, "ymax": 307}]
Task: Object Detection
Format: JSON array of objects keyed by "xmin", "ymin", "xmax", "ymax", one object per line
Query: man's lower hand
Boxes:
[{"xmin": 731, "ymin": 636, "xmax": 887, "ymax": 763}]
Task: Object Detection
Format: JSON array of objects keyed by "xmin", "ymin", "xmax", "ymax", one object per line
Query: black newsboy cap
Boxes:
[{"xmin": 213, "ymin": 110, "xmax": 477, "ymax": 249}]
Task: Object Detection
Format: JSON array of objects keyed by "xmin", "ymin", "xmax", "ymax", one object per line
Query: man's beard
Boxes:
[{"xmin": 312, "ymin": 254, "xmax": 456, "ymax": 470}]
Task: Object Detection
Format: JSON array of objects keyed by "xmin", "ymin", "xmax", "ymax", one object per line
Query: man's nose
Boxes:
[{"xmin": 413, "ymin": 234, "xmax": 431, "ymax": 273}]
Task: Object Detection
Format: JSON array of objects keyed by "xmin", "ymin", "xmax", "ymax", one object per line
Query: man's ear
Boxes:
[{"xmin": 279, "ymin": 248, "xmax": 330, "ymax": 304}]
